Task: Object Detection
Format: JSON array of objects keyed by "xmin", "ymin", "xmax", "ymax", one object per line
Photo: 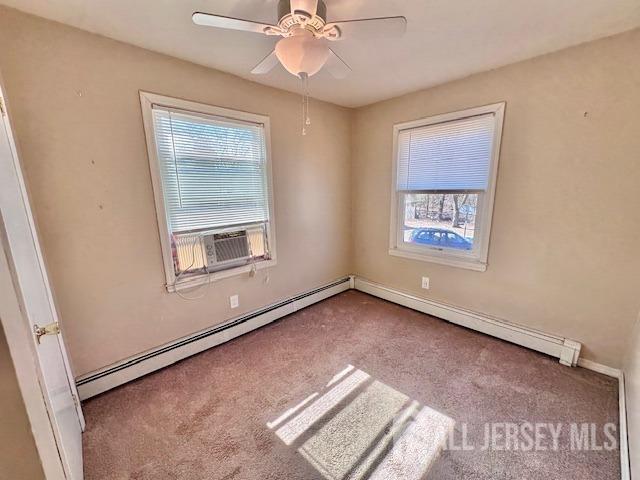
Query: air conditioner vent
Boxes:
[{"xmin": 203, "ymin": 230, "xmax": 250, "ymax": 270}]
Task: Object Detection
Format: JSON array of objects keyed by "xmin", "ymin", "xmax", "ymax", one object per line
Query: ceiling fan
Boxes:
[{"xmin": 192, "ymin": 0, "xmax": 407, "ymax": 80}]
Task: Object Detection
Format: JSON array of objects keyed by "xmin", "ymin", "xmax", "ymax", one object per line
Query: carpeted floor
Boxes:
[{"xmin": 82, "ymin": 291, "xmax": 620, "ymax": 479}]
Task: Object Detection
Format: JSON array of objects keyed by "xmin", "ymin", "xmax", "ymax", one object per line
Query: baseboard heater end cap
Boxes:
[{"xmin": 559, "ymin": 339, "xmax": 582, "ymax": 367}]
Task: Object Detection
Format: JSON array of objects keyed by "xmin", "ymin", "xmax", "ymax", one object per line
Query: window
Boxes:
[
  {"xmin": 140, "ymin": 92, "xmax": 276, "ymax": 291},
  {"xmin": 389, "ymin": 103, "xmax": 505, "ymax": 271}
]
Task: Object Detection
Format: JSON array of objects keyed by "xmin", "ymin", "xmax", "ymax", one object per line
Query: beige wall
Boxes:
[
  {"xmin": 0, "ymin": 6, "xmax": 352, "ymax": 375},
  {"xmin": 1, "ymin": 5, "xmax": 639, "ymax": 376},
  {"xmin": 625, "ymin": 311, "xmax": 640, "ymax": 477},
  {"xmin": 0, "ymin": 327, "xmax": 44, "ymax": 480},
  {"xmin": 352, "ymin": 29, "xmax": 640, "ymax": 367}
]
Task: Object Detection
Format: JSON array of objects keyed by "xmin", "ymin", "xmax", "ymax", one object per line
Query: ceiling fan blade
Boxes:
[
  {"xmin": 192, "ymin": 12, "xmax": 276, "ymax": 34},
  {"xmin": 325, "ymin": 49, "xmax": 351, "ymax": 79},
  {"xmin": 290, "ymin": 0, "xmax": 318, "ymax": 17},
  {"xmin": 251, "ymin": 51, "xmax": 279, "ymax": 75},
  {"xmin": 324, "ymin": 16, "xmax": 407, "ymax": 41}
]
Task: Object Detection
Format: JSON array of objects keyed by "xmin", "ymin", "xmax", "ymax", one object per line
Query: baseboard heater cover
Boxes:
[
  {"xmin": 354, "ymin": 277, "xmax": 581, "ymax": 367},
  {"xmin": 76, "ymin": 277, "xmax": 351, "ymax": 400},
  {"xmin": 77, "ymin": 275, "xmax": 582, "ymax": 400},
  {"xmin": 75, "ymin": 275, "xmax": 624, "ymax": 476}
]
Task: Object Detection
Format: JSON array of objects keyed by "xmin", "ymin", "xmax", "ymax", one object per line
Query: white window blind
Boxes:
[
  {"xmin": 152, "ymin": 106, "xmax": 269, "ymax": 233},
  {"xmin": 397, "ymin": 113, "xmax": 496, "ymax": 192}
]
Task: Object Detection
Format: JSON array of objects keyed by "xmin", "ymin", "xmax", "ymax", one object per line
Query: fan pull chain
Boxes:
[
  {"xmin": 301, "ymin": 73, "xmax": 311, "ymax": 135},
  {"xmin": 305, "ymin": 73, "xmax": 311, "ymax": 127}
]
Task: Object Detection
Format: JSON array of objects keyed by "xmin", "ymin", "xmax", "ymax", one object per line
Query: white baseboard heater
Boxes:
[
  {"xmin": 74, "ymin": 275, "xmax": 626, "ymax": 477},
  {"xmin": 77, "ymin": 275, "xmax": 582, "ymax": 400},
  {"xmin": 354, "ymin": 277, "xmax": 581, "ymax": 368},
  {"xmin": 76, "ymin": 277, "xmax": 351, "ymax": 400}
]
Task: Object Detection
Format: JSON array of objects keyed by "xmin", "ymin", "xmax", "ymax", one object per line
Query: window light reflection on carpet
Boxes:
[{"xmin": 267, "ymin": 365, "xmax": 455, "ymax": 479}]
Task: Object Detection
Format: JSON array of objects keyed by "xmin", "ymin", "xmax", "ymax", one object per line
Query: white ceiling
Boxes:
[{"xmin": 3, "ymin": 0, "xmax": 640, "ymax": 107}]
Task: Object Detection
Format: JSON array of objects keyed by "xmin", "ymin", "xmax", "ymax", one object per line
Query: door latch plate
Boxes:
[{"xmin": 33, "ymin": 322, "xmax": 60, "ymax": 344}]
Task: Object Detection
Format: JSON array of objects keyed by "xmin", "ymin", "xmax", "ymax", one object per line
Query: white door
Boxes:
[{"xmin": 0, "ymin": 93, "xmax": 84, "ymax": 478}]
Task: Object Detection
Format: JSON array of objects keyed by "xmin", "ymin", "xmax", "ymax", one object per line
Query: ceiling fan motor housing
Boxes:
[{"xmin": 277, "ymin": 0, "xmax": 328, "ymax": 35}]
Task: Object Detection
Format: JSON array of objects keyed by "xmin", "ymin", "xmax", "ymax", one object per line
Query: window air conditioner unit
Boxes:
[{"xmin": 203, "ymin": 230, "xmax": 251, "ymax": 271}]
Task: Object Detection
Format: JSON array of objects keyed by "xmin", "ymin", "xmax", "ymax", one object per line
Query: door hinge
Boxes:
[
  {"xmin": 71, "ymin": 392, "xmax": 79, "ymax": 408},
  {"xmin": 0, "ymin": 97, "xmax": 5, "ymax": 116},
  {"xmin": 33, "ymin": 321, "xmax": 60, "ymax": 344}
]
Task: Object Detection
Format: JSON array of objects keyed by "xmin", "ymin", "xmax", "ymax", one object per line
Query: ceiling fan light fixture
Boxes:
[{"xmin": 275, "ymin": 29, "xmax": 330, "ymax": 77}]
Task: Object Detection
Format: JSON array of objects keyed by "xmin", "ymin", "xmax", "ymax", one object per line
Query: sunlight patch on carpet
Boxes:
[{"xmin": 267, "ymin": 366, "xmax": 454, "ymax": 479}]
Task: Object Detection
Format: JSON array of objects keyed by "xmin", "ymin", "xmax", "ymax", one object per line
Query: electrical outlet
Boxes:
[
  {"xmin": 421, "ymin": 277, "xmax": 430, "ymax": 290},
  {"xmin": 230, "ymin": 294, "xmax": 239, "ymax": 309}
]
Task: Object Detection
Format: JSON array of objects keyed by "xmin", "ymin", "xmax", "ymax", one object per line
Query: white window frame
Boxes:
[
  {"xmin": 140, "ymin": 92, "xmax": 277, "ymax": 292},
  {"xmin": 389, "ymin": 102, "xmax": 505, "ymax": 272}
]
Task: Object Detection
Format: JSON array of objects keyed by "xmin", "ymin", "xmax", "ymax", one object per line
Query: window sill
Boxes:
[
  {"xmin": 388, "ymin": 248, "xmax": 487, "ymax": 272},
  {"xmin": 166, "ymin": 259, "xmax": 277, "ymax": 293}
]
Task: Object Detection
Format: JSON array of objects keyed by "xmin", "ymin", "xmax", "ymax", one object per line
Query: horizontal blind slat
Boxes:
[
  {"xmin": 152, "ymin": 107, "xmax": 269, "ymax": 233},
  {"xmin": 397, "ymin": 113, "xmax": 496, "ymax": 192}
]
